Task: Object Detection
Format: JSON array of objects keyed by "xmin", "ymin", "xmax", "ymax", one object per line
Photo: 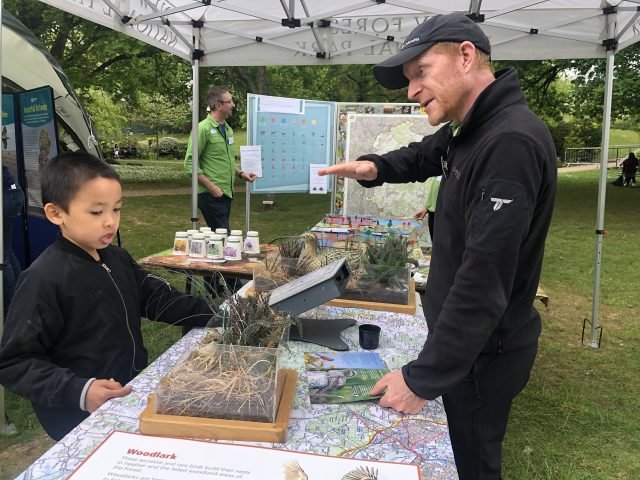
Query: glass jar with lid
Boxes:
[
  {"xmin": 189, "ymin": 232, "xmax": 207, "ymax": 258},
  {"xmin": 229, "ymin": 230, "xmax": 243, "ymax": 252},
  {"xmin": 207, "ymin": 234, "xmax": 225, "ymax": 260},
  {"xmin": 244, "ymin": 231, "xmax": 260, "ymax": 255},
  {"xmin": 215, "ymin": 228, "xmax": 228, "ymax": 246},
  {"xmin": 186, "ymin": 229, "xmax": 199, "ymax": 254},
  {"xmin": 173, "ymin": 231, "xmax": 189, "ymax": 256},
  {"xmin": 224, "ymin": 235, "xmax": 242, "ymax": 260}
]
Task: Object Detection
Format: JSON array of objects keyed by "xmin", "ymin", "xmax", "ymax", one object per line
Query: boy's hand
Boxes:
[{"xmin": 86, "ymin": 378, "xmax": 132, "ymax": 413}]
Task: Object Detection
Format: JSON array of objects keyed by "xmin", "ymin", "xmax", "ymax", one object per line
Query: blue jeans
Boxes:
[
  {"xmin": 197, "ymin": 192, "xmax": 232, "ymax": 231},
  {"xmin": 3, "ymin": 184, "xmax": 24, "ymax": 317}
]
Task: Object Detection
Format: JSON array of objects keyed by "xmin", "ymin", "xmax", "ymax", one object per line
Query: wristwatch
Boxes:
[{"xmin": 238, "ymin": 171, "xmax": 244, "ymax": 179}]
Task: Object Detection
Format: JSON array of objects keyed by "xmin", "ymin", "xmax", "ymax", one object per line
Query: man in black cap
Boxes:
[{"xmin": 320, "ymin": 13, "xmax": 556, "ymax": 480}]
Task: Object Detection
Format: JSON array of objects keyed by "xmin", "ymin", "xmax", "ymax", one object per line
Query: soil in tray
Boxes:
[
  {"xmin": 157, "ymin": 390, "xmax": 276, "ymax": 423},
  {"xmin": 340, "ymin": 286, "xmax": 409, "ymax": 305}
]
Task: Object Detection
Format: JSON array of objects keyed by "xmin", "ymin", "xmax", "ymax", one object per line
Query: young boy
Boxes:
[{"xmin": 0, "ymin": 152, "xmax": 216, "ymax": 440}]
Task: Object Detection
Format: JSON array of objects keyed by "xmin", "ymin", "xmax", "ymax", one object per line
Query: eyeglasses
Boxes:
[{"xmin": 218, "ymin": 100, "xmax": 234, "ymax": 104}]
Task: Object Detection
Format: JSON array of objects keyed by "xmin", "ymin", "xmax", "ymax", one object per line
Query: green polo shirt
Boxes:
[
  {"xmin": 184, "ymin": 115, "xmax": 238, "ymax": 198},
  {"xmin": 424, "ymin": 176, "xmax": 442, "ymax": 212}
]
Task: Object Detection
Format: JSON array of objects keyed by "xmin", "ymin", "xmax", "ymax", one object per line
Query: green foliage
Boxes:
[
  {"xmin": 494, "ymin": 60, "xmax": 573, "ymax": 122},
  {"xmin": 79, "ymin": 87, "xmax": 127, "ymax": 142},
  {"xmin": 570, "ymin": 43, "xmax": 640, "ymax": 121},
  {"xmin": 363, "ymin": 235, "xmax": 411, "ymax": 285},
  {"xmin": 113, "ymin": 163, "xmax": 189, "ymax": 183},
  {"xmin": 564, "ymin": 120, "xmax": 603, "ymax": 148},
  {"xmin": 157, "ymin": 137, "xmax": 179, "ymax": 156},
  {"xmin": 4, "ymin": 0, "xmax": 192, "ymax": 107},
  {"xmin": 547, "ymin": 121, "xmax": 572, "ymax": 159}
]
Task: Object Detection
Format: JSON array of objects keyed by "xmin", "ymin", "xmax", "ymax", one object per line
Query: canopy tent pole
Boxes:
[
  {"xmin": 0, "ymin": 0, "xmax": 8, "ymax": 434},
  {"xmin": 190, "ymin": 26, "xmax": 201, "ymax": 230},
  {"xmin": 589, "ymin": 28, "xmax": 617, "ymax": 348}
]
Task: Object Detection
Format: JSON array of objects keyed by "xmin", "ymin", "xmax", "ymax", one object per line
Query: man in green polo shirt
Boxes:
[{"xmin": 185, "ymin": 85, "xmax": 256, "ymax": 230}]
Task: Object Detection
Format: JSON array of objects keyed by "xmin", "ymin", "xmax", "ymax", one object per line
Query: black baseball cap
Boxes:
[{"xmin": 373, "ymin": 14, "xmax": 491, "ymax": 89}]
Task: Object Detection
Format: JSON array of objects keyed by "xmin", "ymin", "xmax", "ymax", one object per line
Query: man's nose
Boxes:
[{"xmin": 407, "ymin": 80, "xmax": 421, "ymax": 101}]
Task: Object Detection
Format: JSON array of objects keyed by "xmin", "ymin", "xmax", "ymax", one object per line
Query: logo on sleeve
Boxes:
[{"xmin": 490, "ymin": 197, "xmax": 513, "ymax": 211}]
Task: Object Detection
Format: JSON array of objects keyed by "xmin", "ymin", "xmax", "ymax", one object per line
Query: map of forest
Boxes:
[{"xmin": 344, "ymin": 114, "xmax": 439, "ymax": 219}]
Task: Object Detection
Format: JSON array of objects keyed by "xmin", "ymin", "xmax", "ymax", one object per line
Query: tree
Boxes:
[
  {"xmin": 130, "ymin": 93, "xmax": 191, "ymax": 158},
  {"xmin": 79, "ymin": 88, "xmax": 127, "ymax": 145},
  {"xmin": 570, "ymin": 43, "xmax": 640, "ymax": 121}
]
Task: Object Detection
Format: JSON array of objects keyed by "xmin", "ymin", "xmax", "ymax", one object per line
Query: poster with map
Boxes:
[
  {"xmin": 248, "ymin": 94, "xmax": 335, "ymax": 193},
  {"xmin": 343, "ymin": 114, "xmax": 440, "ymax": 244}
]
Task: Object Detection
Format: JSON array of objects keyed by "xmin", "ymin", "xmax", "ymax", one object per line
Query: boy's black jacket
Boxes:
[{"xmin": 0, "ymin": 237, "xmax": 214, "ymax": 439}]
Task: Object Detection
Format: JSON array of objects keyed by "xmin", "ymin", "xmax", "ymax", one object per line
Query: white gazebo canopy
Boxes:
[{"xmin": 36, "ymin": 1, "xmax": 640, "ymax": 64}]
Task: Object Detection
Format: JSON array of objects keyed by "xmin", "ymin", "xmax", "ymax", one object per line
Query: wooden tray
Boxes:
[
  {"xmin": 139, "ymin": 368, "xmax": 297, "ymax": 443},
  {"xmin": 326, "ymin": 279, "xmax": 417, "ymax": 315}
]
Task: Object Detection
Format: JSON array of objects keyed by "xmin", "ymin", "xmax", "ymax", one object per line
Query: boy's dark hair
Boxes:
[{"xmin": 41, "ymin": 152, "xmax": 121, "ymax": 211}]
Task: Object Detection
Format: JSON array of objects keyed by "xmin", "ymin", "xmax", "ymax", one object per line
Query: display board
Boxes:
[
  {"xmin": 18, "ymin": 86, "xmax": 58, "ymax": 215},
  {"xmin": 343, "ymin": 113, "xmax": 440, "ymax": 245},
  {"xmin": 248, "ymin": 94, "xmax": 335, "ymax": 194},
  {"xmin": 334, "ymin": 103, "xmax": 425, "ymax": 214},
  {"xmin": 2, "ymin": 94, "xmax": 19, "ymax": 180}
]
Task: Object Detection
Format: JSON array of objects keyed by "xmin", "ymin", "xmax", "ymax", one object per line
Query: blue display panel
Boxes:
[{"xmin": 248, "ymin": 95, "xmax": 335, "ymax": 193}]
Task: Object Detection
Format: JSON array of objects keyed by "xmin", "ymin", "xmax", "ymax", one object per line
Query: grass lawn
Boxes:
[
  {"xmin": 1, "ymin": 168, "xmax": 639, "ymax": 479},
  {"xmin": 610, "ymin": 128, "xmax": 640, "ymax": 146}
]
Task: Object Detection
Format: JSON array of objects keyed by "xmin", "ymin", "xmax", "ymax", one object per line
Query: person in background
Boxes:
[
  {"xmin": 0, "ymin": 152, "xmax": 218, "ymax": 440},
  {"xmin": 2, "ymin": 166, "xmax": 24, "ymax": 318},
  {"xmin": 184, "ymin": 86, "xmax": 256, "ymax": 231},
  {"xmin": 319, "ymin": 13, "xmax": 556, "ymax": 479},
  {"xmin": 413, "ymin": 175, "xmax": 442, "ymax": 242},
  {"xmin": 621, "ymin": 151, "xmax": 638, "ymax": 187}
]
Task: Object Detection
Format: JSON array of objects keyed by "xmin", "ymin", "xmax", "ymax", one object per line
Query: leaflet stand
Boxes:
[{"xmin": 269, "ymin": 258, "xmax": 355, "ymax": 351}]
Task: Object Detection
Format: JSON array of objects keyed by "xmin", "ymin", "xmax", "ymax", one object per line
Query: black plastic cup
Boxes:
[{"xmin": 359, "ymin": 324, "xmax": 381, "ymax": 350}]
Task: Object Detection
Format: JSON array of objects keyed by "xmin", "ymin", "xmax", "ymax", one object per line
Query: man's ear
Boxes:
[
  {"xmin": 44, "ymin": 203, "xmax": 64, "ymax": 225},
  {"xmin": 459, "ymin": 41, "xmax": 476, "ymax": 71}
]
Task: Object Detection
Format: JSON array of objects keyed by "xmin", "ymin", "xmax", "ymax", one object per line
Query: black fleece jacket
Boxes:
[
  {"xmin": 358, "ymin": 68, "xmax": 557, "ymax": 400},
  {"xmin": 0, "ymin": 237, "xmax": 216, "ymax": 440}
]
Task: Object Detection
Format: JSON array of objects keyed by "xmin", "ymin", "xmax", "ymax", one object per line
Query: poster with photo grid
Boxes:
[{"xmin": 248, "ymin": 94, "xmax": 336, "ymax": 193}]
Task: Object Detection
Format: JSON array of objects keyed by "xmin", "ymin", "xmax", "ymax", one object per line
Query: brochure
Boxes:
[
  {"xmin": 308, "ymin": 368, "xmax": 388, "ymax": 404},
  {"xmin": 304, "ymin": 351, "xmax": 385, "ymax": 370}
]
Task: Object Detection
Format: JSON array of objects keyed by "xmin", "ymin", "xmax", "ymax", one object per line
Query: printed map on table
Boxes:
[
  {"xmin": 18, "ymin": 307, "xmax": 457, "ymax": 480},
  {"xmin": 343, "ymin": 114, "xmax": 441, "ymax": 245}
]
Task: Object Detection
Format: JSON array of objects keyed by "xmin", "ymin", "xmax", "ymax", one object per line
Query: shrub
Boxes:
[
  {"xmin": 113, "ymin": 163, "xmax": 188, "ymax": 183},
  {"xmin": 158, "ymin": 136, "xmax": 180, "ymax": 156}
]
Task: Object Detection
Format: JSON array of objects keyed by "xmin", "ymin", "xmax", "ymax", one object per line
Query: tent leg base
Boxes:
[{"xmin": 581, "ymin": 318, "xmax": 603, "ymax": 349}]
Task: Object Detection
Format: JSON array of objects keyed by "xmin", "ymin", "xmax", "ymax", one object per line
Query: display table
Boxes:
[
  {"xmin": 17, "ymin": 304, "xmax": 458, "ymax": 480},
  {"xmin": 138, "ymin": 244, "xmax": 277, "ymax": 280}
]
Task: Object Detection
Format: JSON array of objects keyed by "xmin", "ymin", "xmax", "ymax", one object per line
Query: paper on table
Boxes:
[
  {"xmin": 67, "ymin": 430, "xmax": 421, "ymax": 479},
  {"xmin": 240, "ymin": 145, "xmax": 262, "ymax": 177},
  {"xmin": 309, "ymin": 163, "xmax": 327, "ymax": 194},
  {"xmin": 305, "ymin": 351, "xmax": 386, "ymax": 370}
]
